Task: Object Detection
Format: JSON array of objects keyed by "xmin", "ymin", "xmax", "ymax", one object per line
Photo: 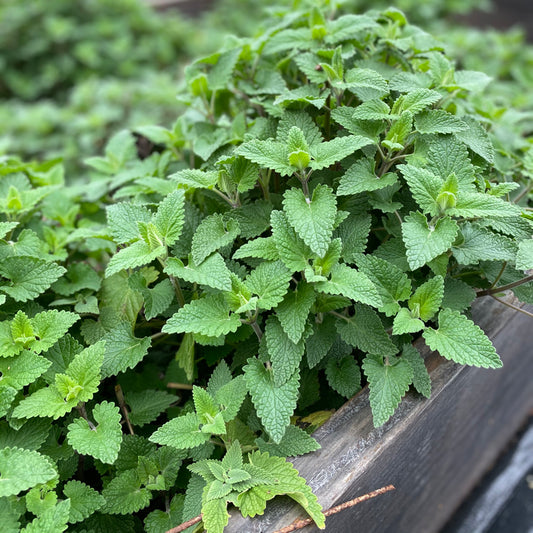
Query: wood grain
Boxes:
[{"xmin": 225, "ymin": 297, "xmax": 533, "ymax": 533}]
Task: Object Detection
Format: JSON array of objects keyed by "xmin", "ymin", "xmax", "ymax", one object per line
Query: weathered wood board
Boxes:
[{"xmin": 226, "ymin": 297, "xmax": 533, "ymax": 533}]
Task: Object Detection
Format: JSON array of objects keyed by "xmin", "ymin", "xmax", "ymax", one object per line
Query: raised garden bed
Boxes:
[{"xmin": 226, "ymin": 296, "xmax": 533, "ymax": 532}]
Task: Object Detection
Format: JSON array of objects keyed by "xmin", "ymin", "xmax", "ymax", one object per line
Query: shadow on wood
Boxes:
[{"xmin": 225, "ymin": 297, "xmax": 533, "ymax": 533}]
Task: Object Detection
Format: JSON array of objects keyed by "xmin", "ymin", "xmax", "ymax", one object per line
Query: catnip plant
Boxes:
[{"xmin": 0, "ymin": 4, "xmax": 532, "ymax": 533}]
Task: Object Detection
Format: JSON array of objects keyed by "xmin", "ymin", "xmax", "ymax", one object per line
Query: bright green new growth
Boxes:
[{"xmin": 0, "ymin": 3, "xmax": 532, "ymax": 533}]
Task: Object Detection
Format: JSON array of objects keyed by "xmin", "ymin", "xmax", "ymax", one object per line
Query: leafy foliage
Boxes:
[{"xmin": 0, "ymin": 2, "xmax": 531, "ymax": 532}]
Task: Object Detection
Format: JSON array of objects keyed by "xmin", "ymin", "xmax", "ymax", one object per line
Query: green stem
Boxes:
[
  {"xmin": 489, "ymin": 262, "xmax": 508, "ymax": 289},
  {"xmin": 169, "ymin": 275, "xmax": 185, "ymax": 307}
]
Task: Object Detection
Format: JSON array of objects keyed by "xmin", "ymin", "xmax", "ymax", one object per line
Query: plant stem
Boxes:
[
  {"xmin": 489, "ymin": 295, "xmax": 533, "ymax": 319},
  {"xmin": 489, "ymin": 262, "xmax": 508, "ymax": 289},
  {"xmin": 151, "ymin": 331, "xmax": 167, "ymax": 341},
  {"xmin": 250, "ymin": 320, "xmax": 263, "ymax": 342},
  {"xmin": 329, "ymin": 310, "xmax": 349, "ymax": 321},
  {"xmin": 476, "ymin": 274, "xmax": 533, "ymax": 297},
  {"xmin": 115, "ymin": 384, "xmax": 134, "ymax": 436},
  {"xmin": 272, "ymin": 485, "xmax": 396, "ymax": 533},
  {"xmin": 512, "ymin": 183, "xmax": 532, "ymax": 204},
  {"xmin": 168, "ymin": 274, "xmax": 185, "ymax": 307},
  {"xmin": 77, "ymin": 403, "xmax": 96, "ymax": 430}
]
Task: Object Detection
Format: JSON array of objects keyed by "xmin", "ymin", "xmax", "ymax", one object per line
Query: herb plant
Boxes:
[{"xmin": 1, "ymin": 5, "xmax": 532, "ymax": 533}]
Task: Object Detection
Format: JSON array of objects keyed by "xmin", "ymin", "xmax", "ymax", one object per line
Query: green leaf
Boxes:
[
  {"xmin": 191, "ymin": 214, "xmax": 240, "ymax": 266},
  {"xmin": 450, "ymin": 193, "xmax": 519, "ymax": 219},
  {"xmin": 276, "ymin": 282, "xmax": 315, "ymax": 343},
  {"xmin": 106, "ymin": 203, "xmax": 151, "ymax": 244},
  {"xmin": 283, "ymin": 184, "xmax": 337, "ymax": 257},
  {"xmin": 392, "ymin": 307, "xmax": 424, "ymax": 335},
  {"xmin": 144, "ymin": 494, "xmax": 184, "ymax": 533},
  {"xmin": 235, "ymin": 139, "xmax": 292, "ymax": 176},
  {"xmin": 102, "ymin": 322, "xmax": 151, "ymax": 378},
  {"xmin": 455, "ymin": 116, "xmax": 494, "ymax": 163},
  {"xmin": 0, "ymin": 447, "xmax": 57, "ymax": 497},
  {"xmin": 265, "ymin": 316, "xmax": 305, "ymax": 387},
  {"xmin": 125, "ymin": 390, "xmax": 175, "ymax": 427},
  {"xmin": 163, "ymin": 294, "xmax": 241, "ymax": 337},
  {"xmin": 52, "ymin": 263, "xmax": 101, "ymax": 296},
  {"xmin": 357, "ymin": 255, "xmax": 411, "ymax": 316},
  {"xmin": 149, "ymin": 412, "xmax": 209, "ymax": 450},
  {"xmin": 423, "ymin": 309, "xmax": 502, "ymax": 368},
  {"xmin": 0, "ymin": 418, "xmax": 50, "ymax": 451},
  {"xmin": 516, "ymin": 240, "xmax": 533, "ymax": 270},
  {"xmin": 305, "ymin": 315, "xmax": 338, "ymax": 368},
  {"xmin": 202, "ymin": 498, "xmax": 229, "ymax": 533},
  {"xmin": 427, "ymin": 135, "xmax": 475, "ymax": 190},
  {"xmin": 336, "ymin": 303, "xmax": 397, "ymax": 356},
  {"xmin": 270, "ymin": 210, "xmax": 312, "ymax": 272},
  {"xmin": 402, "ymin": 344, "xmax": 431, "ymax": 398},
  {"xmin": 243, "ymin": 357, "xmax": 299, "ymax": 443},
  {"xmin": 29, "ymin": 310, "xmax": 79, "ymax": 354},
  {"xmin": 63, "ymin": 480, "xmax": 105, "ymax": 524},
  {"xmin": 414, "ymin": 110, "xmax": 468, "ymax": 134},
  {"xmin": 393, "ymin": 88, "xmax": 441, "ymax": 115},
  {"xmin": 441, "ymin": 277, "xmax": 477, "ymax": 312},
  {"xmin": 408, "ymin": 276, "xmax": 444, "ymax": 321},
  {"xmin": 399, "ymin": 164, "xmax": 442, "ymax": 216},
  {"xmin": 256, "ymin": 424, "xmax": 320, "ymax": 457},
  {"xmin": 325, "ymin": 355, "xmax": 361, "ymax": 398},
  {"xmin": 452, "ymin": 223, "xmax": 517, "ymax": 265},
  {"xmin": 21, "ymin": 500, "xmax": 70, "ymax": 533},
  {"xmin": 165, "ymin": 253, "xmax": 232, "ymax": 292},
  {"xmin": 308, "ymin": 136, "xmax": 373, "ymax": 170},
  {"xmin": 233, "ymin": 237, "xmax": 279, "ymax": 261},
  {"xmin": 13, "ymin": 341, "xmax": 105, "ymax": 420},
  {"xmin": 402, "ymin": 212, "xmax": 458, "ymax": 270},
  {"xmin": 0, "ymin": 351, "xmax": 50, "ymax": 391},
  {"xmin": 338, "ymin": 158, "xmax": 398, "ymax": 195},
  {"xmin": 67, "ymin": 401, "xmax": 122, "ymax": 464},
  {"xmin": 352, "ymin": 99, "xmax": 392, "ymax": 120},
  {"xmin": 236, "ymin": 450, "xmax": 325, "ymax": 527},
  {"xmin": 245, "ymin": 260, "xmax": 292, "ymax": 311},
  {"xmin": 315, "ymin": 264, "xmax": 382, "ymax": 308},
  {"xmin": 106, "ymin": 240, "xmax": 166, "ymax": 278},
  {"xmin": 153, "ymin": 190, "xmax": 185, "ymax": 246},
  {"xmin": 363, "ymin": 355, "xmax": 414, "ymax": 427},
  {"xmin": 170, "ymin": 169, "xmax": 219, "ymax": 190},
  {"xmin": 101, "ymin": 469, "xmax": 151, "ymax": 515},
  {"xmin": 0, "ymin": 257, "xmax": 65, "ymax": 302},
  {"xmin": 130, "ymin": 277, "xmax": 174, "ymax": 321}
]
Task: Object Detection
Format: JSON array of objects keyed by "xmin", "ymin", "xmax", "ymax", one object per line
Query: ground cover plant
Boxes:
[{"xmin": 0, "ymin": 3, "xmax": 532, "ymax": 533}]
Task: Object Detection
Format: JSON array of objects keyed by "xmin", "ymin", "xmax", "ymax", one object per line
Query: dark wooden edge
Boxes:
[{"xmin": 225, "ymin": 296, "xmax": 533, "ymax": 532}]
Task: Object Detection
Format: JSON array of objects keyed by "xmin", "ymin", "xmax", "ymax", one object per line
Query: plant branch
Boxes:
[
  {"xmin": 165, "ymin": 514, "xmax": 203, "ymax": 533},
  {"xmin": 272, "ymin": 484, "xmax": 396, "ymax": 533},
  {"xmin": 115, "ymin": 384, "xmax": 134, "ymax": 436},
  {"xmin": 166, "ymin": 382, "xmax": 194, "ymax": 390},
  {"xmin": 489, "ymin": 295, "xmax": 533, "ymax": 318},
  {"xmin": 476, "ymin": 274, "xmax": 533, "ymax": 297},
  {"xmin": 168, "ymin": 274, "xmax": 185, "ymax": 307},
  {"xmin": 77, "ymin": 403, "xmax": 96, "ymax": 430}
]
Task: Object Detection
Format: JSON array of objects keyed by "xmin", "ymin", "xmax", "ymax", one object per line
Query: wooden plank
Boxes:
[{"xmin": 226, "ymin": 297, "xmax": 533, "ymax": 532}]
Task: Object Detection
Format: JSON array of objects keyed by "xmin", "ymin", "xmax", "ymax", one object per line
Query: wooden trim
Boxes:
[{"xmin": 226, "ymin": 297, "xmax": 533, "ymax": 532}]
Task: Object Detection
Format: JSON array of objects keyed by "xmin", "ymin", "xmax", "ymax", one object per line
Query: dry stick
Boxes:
[
  {"xmin": 114, "ymin": 384, "xmax": 134, "ymax": 436},
  {"xmin": 166, "ymin": 382, "xmax": 194, "ymax": 390},
  {"xmin": 165, "ymin": 514, "xmax": 203, "ymax": 533},
  {"xmin": 490, "ymin": 295, "xmax": 533, "ymax": 319},
  {"xmin": 272, "ymin": 484, "xmax": 396, "ymax": 533}
]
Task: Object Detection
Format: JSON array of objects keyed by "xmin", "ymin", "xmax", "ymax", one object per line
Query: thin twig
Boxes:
[
  {"xmin": 489, "ymin": 295, "xmax": 533, "ymax": 319},
  {"xmin": 166, "ymin": 513, "xmax": 202, "ymax": 533},
  {"xmin": 476, "ymin": 274, "xmax": 533, "ymax": 297},
  {"xmin": 273, "ymin": 485, "xmax": 396, "ymax": 533},
  {"xmin": 115, "ymin": 385, "xmax": 134, "ymax": 436},
  {"xmin": 166, "ymin": 382, "xmax": 194, "ymax": 390}
]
